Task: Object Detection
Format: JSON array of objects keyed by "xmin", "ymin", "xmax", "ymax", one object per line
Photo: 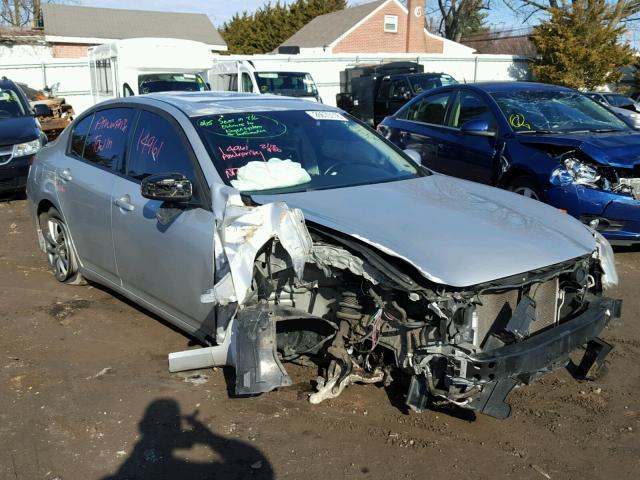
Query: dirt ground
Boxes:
[{"xmin": 0, "ymin": 197, "xmax": 638, "ymax": 480}]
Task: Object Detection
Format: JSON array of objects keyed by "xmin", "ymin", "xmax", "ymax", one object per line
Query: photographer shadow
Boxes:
[{"xmin": 103, "ymin": 398, "xmax": 273, "ymax": 480}]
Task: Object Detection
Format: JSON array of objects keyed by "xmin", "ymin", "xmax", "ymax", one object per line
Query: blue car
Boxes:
[
  {"xmin": 378, "ymin": 82, "xmax": 640, "ymax": 245},
  {"xmin": 0, "ymin": 77, "xmax": 47, "ymax": 194}
]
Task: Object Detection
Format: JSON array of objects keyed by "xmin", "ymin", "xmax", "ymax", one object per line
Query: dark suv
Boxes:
[{"xmin": 0, "ymin": 77, "xmax": 47, "ymax": 194}]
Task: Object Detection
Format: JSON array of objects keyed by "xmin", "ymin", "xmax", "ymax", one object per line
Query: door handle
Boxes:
[
  {"xmin": 59, "ymin": 168, "xmax": 72, "ymax": 182},
  {"xmin": 114, "ymin": 195, "xmax": 135, "ymax": 212}
]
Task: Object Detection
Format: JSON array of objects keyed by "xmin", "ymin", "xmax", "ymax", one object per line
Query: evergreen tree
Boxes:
[
  {"xmin": 221, "ymin": 0, "xmax": 347, "ymax": 54},
  {"xmin": 531, "ymin": 1, "xmax": 634, "ymax": 89}
]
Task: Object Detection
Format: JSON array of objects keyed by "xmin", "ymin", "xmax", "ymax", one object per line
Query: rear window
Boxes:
[
  {"xmin": 138, "ymin": 73, "xmax": 207, "ymax": 94},
  {"xmin": 409, "ymin": 74, "xmax": 457, "ymax": 94}
]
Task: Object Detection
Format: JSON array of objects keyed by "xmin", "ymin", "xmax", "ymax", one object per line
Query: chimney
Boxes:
[{"xmin": 405, "ymin": 0, "xmax": 426, "ymax": 53}]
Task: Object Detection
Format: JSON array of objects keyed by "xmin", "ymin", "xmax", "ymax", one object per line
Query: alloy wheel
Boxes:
[
  {"xmin": 44, "ymin": 218, "xmax": 71, "ymax": 281},
  {"xmin": 512, "ymin": 186, "xmax": 540, "ymax": 200}
]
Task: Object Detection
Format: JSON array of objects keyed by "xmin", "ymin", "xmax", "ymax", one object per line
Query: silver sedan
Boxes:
[{"xmin": 27, "ymin": 92, "xmax": 621, "ymax": 418}]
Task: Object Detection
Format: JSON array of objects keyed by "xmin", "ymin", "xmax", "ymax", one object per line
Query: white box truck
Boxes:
[
  {"xmin": 89, "ymin": 38, "xmax": 212, "ymax": 104},
  {"xmin": 209, "ymin": 60, "xmax": 322, "ymax": 102}
]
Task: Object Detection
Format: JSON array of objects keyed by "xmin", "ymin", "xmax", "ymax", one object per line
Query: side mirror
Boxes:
[
  {"xmin": 33, "ymin": 103, "xmax": 53, "ymax": 117},
  {"xmin": 460, "ymin": 119, "xmax": 496, "ymax": 137},
  {"xmin": 403, "ymin": 148, "xmax": 422, "ymax": 165},
  {"xmin": 141, "ymin": 173, "xmax": 192, "ymax": 203}
]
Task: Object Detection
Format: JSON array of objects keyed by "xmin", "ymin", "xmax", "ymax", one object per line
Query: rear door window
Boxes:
[
  {"xmin": 82, "ymin": 108, "xmax": 135, "ymax": 170},
  {"xmin": 127, "ymin": 110, "xmax": 197, "ymax": 184}
]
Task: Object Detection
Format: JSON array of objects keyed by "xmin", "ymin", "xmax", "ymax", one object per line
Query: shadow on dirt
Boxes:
[
  {"xmin": 0, "ymin": 191, "xmax": 27, "ymax": 202},
  {"xmin": 102, "ymin": 398, "xmax": 274, "ymax": 480}
]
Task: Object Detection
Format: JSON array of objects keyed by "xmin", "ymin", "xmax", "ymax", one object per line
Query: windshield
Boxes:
[
  {"xmin": 0, "ymin": 86, "xmax": 28, "ymax": 118},
  {"xmin": 138, "ymin": 73, "xmax": 207, "ymax": 94},
  {"xmin": 255, "ymin": 72, "xmax": 318, "ymax": 97},
  {"xmin": 194, "ymin": 110, "xmax": 422, "ymax": 194},
  {"xmin": 491, "ymin": 90, "xmax": 630, "ymax": 133},
  {"xmin": 604, "ymin": 93, "xmax": 635, "ymax": 107},
  {"xmin": 408, "ymin": 74, "xmax": 457, "ymax": 94}
]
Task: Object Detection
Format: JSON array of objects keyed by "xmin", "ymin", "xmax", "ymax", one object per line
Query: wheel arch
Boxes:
[{"xmin": 497, "ymin": 166, "xmax": 541, "ymax": 190}]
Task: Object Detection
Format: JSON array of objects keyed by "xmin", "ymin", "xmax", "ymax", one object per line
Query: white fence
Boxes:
[
  {"xmin": 0, "ymin": 59, "xmax": 93, "ymax": 114},
  {"xmin": 1, "ymin": 52, "xmax": 530, "ymax": 115}
]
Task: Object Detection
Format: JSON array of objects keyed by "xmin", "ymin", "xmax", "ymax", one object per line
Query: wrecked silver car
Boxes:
[{"xmin": 27, "ymin": 93, "xmax": 621, "ymax": 418}]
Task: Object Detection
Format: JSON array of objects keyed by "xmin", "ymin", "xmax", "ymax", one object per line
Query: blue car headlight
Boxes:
[{"xmin": 550, "ymin": 157, "xmax": 602, "ymax": 187}]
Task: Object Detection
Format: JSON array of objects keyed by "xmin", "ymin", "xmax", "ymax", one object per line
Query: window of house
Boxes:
[{"xmin": 384, "ymin": 15, "xmax": 398, "ymax": 33}]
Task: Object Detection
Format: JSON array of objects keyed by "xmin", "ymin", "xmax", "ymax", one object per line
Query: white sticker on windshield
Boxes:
[
  {"xmin": 306, "ymin": 111, "xmax": 347, "ymax": 121},
  {"xmin": 257, "ymin": 72, "xmax": 278, "ymax": 78},
  {"xmin": 183, "ymin": 74, "xmax": 196, "ymax": 79}
]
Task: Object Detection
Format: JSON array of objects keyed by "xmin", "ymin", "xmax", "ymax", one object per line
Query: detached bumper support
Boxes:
[{"xmin": 574, "ymin": 337, "xmax": 613, "ymax": 380}]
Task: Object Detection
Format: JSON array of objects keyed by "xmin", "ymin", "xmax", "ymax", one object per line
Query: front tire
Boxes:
[
  {"xmin": 508, "ymin": 176, "xmax": 543, "ymax": 201},
  {"xmin": 39, "ymin": 207, "xmax": 85, "ymax": 285}
]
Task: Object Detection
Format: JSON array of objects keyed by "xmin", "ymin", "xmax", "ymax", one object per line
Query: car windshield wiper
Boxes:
[
  {"xmin": 516, "ymin": 129, "xmax": 557, "ymax": 135},
  {"xmin": 588, "ymin": 128, "xmax": 629, "ymax": 133}
]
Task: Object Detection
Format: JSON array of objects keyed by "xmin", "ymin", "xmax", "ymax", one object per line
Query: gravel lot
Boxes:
[{"xmin": 1, "ymin": 197, "xmax": 638, "ymax": 480}]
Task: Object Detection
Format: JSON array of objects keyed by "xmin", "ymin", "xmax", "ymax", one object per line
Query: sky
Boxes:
[{"xmin": 78, "ymin": 0, "xmax": 521, "ymax": 30}]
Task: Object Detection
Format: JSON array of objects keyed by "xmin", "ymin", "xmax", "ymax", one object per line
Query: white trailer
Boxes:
[
  {"xmin": 88, "ymin": 38, "xmax": 212, "ymax": 104},
  {"xmin": 209, "ymin": 60, "xmax": 322, "ymax": 102}
]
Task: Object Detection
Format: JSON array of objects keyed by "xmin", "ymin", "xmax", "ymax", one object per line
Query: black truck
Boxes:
[{"xmin": 336, "ymin": 62, "xmax": 457, "ymax": 126}]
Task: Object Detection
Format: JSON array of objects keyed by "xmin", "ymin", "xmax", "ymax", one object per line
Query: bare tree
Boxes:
[
  {"xmin": 505, "ymin": 0, "xmax": 640, "ymax": 26},
  {"xmin": 1, "ymin": 0, "xmax": 62, "ymax": 28},
  {"xmin": 431, "ymin": 0, "xmax": 491, "ymax": 42}
]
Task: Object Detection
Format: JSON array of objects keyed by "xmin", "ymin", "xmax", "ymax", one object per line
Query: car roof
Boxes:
[
  {"xmin": 459, "ymin": 81, "xmax": 577, "ymax": 94},
  {"xmin": 0, "ymin": 77, "xmax": 19, "ymax": 89},
  {"xmin": 111, "ymin": 91, "xmax": 339, "ymax": 117}
]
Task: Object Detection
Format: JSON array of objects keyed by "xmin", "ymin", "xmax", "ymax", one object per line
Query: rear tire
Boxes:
[
  {"xmin": 508, "ymin": 176, "xmax": 543, "ymax": 201},
  {"xmin": 39, "ymin": 207, "xmax": 86, "ymax": 285}
]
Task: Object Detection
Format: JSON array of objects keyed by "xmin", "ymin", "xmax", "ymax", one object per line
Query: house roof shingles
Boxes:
[
  {"xmin": 42, "ymin": 4, "xmax": 226, "ymax": 47},
  {"xmin": 280, "ymin": 0, "xmax": 386, "ymax": 48}
]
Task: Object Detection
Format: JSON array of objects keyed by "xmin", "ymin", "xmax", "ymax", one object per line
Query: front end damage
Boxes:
[
  {"xmin": 170, "ymin": 190, "xmax": 621, "ymax": 419},
  {"xmin": 545, "ymin": 149, "xmax": 640, "ymax": 245}
]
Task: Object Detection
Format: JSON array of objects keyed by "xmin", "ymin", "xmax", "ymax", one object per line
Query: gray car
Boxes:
[{"xmin": 27, "ymin": 92, "xmax": 621, "ymax": 418}]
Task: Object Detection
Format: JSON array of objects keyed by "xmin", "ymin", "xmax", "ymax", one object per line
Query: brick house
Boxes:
[
  {"xmin": 279, "ymin": 0, "xmax": 474, "ymax": 56},
  {"xmin": 40, "ymin": 4, "xmax": 227, "ymax": 59}
]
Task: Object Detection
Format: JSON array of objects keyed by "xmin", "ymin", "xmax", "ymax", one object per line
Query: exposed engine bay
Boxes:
[
  {"xmin": 241, "ymin": 224, "xmax": 619, "ymax": 418},
  {"xmin": 554, "ymin": 151, "xmax": 640, "ymax": 200},
  {"xmin": 167, "ymin": 193, "xmax": 621, "ymax": 419}
]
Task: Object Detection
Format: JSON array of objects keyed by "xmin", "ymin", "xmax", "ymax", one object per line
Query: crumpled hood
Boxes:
[
  {"xmin": 0, "ymin": 116, "xmax": 39, "ymax": 147},
  {"xmin": 253, "ymin": 175, "xmax": 596, "ymax": 287},
  {"xmin": 519, "ymin": 131, "xmax": 640, "ymax": 169}
]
